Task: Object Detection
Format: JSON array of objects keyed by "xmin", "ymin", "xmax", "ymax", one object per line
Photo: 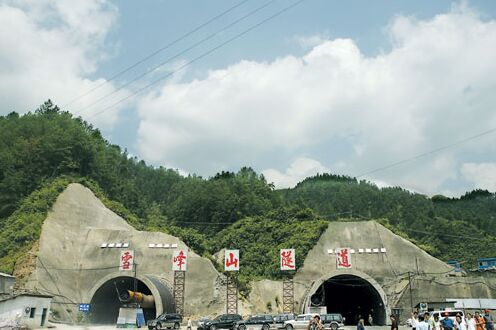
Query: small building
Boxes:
[
  {"xmin": 0, "ymin": 272, "xmax": 15, "ymax": 299},
  {"xmin": 0, "ymin": 272, "xmax": 52, "ymax": 328},
  {"xmin": 415, "ymin": 301, "xmax": 456, "ymax": 312},
  {"xmin": 0, "ymin": 293, "xmax": 53, "ymax": 328},
  {"xmin": 447, "ymin": 298, "xmax": 496, "ymax": 310}
]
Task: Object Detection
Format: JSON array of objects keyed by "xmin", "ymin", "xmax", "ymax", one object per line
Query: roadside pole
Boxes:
[
  {"xmin": 225, "ymin": 249, "xmax": 240, "ymax": 314},
  {"xmin": 172, "ymin": 249, "xmax": 188, "ymax": 315},
  {"xmin": 281, "ymin": 249, "xmax": 296, "ymax": 314}
]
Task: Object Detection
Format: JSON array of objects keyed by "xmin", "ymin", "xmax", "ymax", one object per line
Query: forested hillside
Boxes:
[
  {"xmin": 281, "ymin": 174, "xmax": 496, "ymax": 267},
  {"xmin": 1, "ymin": 101, "xmax": 495, "ymax": 281}
]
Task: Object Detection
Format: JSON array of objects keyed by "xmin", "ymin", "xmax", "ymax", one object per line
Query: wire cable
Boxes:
[
  {"xmin": 85, "ymin": 0, "xmax": 306, "ymax": 120},
  {"xmin": 73, "ymin": 0, "xmax": 279, "ymax": 115},
  {"xmin": 62, "ymin": 0, "xmax": 251, "ymax": 108},
  {"xmin": 356, "ymin": 127, "xmax": 496, "ymax": 178}
]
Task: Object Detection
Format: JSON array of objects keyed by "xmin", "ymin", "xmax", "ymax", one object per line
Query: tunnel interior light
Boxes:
[
  {"xmin": 115, "ymin": 243, "xmax": 122, "ymax": 248},
  {"xmin": 358, "ymin": 249, "xmax": 364, "ymax": 253},
  {"xmin": 171, "ymin": 243, "xmax": 178, "ymax": 248},
  {"xmin": 108, "ymin": 243, "xmax": 116, "ymax": 248},
  {"xmin": 148, "ymin": 244, "xmax": 156, "ymax": 248},
  {"xmin": 365, "ymin": 248, "xmax": 372, "ymax": 253},
  {"xmin": 122, "ymin": 243, "xmax": 129, "ymax": 248},
  {"xmin": 101, "ymin": 243, "xmax": 108, "ymax": 248}
]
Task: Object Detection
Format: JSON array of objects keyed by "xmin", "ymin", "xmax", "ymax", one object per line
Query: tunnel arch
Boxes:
[
  {"xmin": 88, "ymin": 273, "xmax": 175, "ymax": 324},
  {"xmin": 304, "ymin": 270, "xmax": 388, "ymax": 326}
]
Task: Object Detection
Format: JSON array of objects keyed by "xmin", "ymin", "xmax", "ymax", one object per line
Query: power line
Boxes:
[
  {"xmin": 356, "ymin": 127, "xmax": 496, "ymax": 178},
  {"xmin": 339, "ymin": 212, "xmax": 494, "ymax": 241},
  {"xmin": 62, "ymin": 0, "xmax": 251, "ymax": 108},
  {"xmin": 85, "ymin": 0, "xmax": 306, "ymax": 120},
  {"xmin": 399, "ymin": 227, "xmax": 491, "ymax": 241},
  {"xmin": 73, "ymin": 0, "xmax": 279, "ymax": 115}
]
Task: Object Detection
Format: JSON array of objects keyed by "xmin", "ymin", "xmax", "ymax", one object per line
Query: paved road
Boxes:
[{"xmin": 49, "ymin": 325, "xmax": 410, "ymax": 330}]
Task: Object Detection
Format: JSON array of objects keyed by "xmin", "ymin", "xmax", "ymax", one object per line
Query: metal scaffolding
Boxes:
[
  {"xmin": 283, "ymin": 278, "xmax": 294, "ymax": 314},
  {"xmin": 226, "ymin": 275, "xmax": 238, "ymax": 314},
  {"xmin": 173, "ymin": 271, "xmax": 185, "ymax": 315}
]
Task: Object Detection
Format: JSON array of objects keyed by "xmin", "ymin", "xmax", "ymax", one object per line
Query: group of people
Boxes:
[{"xmin": 409, "ymin": 310, "xmax": 494, "ymax": 330}]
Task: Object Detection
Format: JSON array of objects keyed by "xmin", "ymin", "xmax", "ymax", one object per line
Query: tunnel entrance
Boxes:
[
  {"xmin": 310, "ymin": 275, "xmax": 386, "ymax": 326},
  {"xmin": 89, "ymin": 276, "xmax": 156, "ymax": 324}
]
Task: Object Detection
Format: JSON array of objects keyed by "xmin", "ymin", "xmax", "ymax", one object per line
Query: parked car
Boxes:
[
  {"xmin": 430, "ymin": 310, "xmax": 465, "ymax": 322},
  {"xmin": 147, "ymin": 313, "xmax": 183, "ymax": 330},
  {"xmin": 320, "ymin": 314, "xmax": 344, "ymax": 330},
  {"xmin": 272, "ymin": 314, "xmax": 296, "ymax": 329},
  {"xmin": 199, "ymin": 314, "xmax": 243, "ymax": 330},
  {"xmin": 235, "ymin": 315, "xmax": 274, "ymax": 330},
  {"xmin": 198, "ymin": 317, "xmax": 212, "ymax": 330},
  {"xmin": 284, "ymin": 314, "xmax": 315, "ymax": 330}
]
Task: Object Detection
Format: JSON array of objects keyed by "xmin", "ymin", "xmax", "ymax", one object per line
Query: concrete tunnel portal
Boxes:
[
  {"xmin": 308, "ymin": 274, "xmax": 387, "ymax": 326},
  {"xmin": 89, "ymin": 275, "xmax": 175, "ymax": 324}
]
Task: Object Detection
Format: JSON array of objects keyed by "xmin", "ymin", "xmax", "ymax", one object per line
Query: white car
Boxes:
[
  {"xmin": 284, "ymin": 314, "xmax": 315, "ymax": 330},
  {"xmin": 430, "ymin": 310, "xmax": 465, "ymax": 322}
]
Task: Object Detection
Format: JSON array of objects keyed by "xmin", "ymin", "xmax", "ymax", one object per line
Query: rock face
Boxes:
[
  {"xmin": 27, "ymin": 183, "xmax": 225, "ymax": 323},
  {"xmin": 247, "ymin": 221, "xmax": 496, "ymax": 325},
  {"xmin": 26, "ymin": 184, "xmax": 496, "ymax": 325}
]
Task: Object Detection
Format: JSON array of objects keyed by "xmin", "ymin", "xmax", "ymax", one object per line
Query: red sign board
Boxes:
[
  {"xmin": 120, "ymin": 250, "xmax": 134, "ymax": 271},
  {"xmin": 172, "ymin": 249, "xmax": 188, "ymax": 271},
  {"xmin": 225, "ymin": 249, "xmax": 239, "ymax": 271},
  {"xmin": 336, "ymin": 248, "xmax": 352, "ymax": 269},
  {"xmin": 280, "ymin": 249, "xmax": 296, "ymax": 271}
]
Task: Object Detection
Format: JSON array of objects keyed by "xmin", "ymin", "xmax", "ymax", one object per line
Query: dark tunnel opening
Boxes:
[
  {"xmin": 310, "ymin": 275, "xmax": 386, "ymax": 326},
  {"xmin": 89, "ymin": 276, "xmax": 156, "ymax": 324}
]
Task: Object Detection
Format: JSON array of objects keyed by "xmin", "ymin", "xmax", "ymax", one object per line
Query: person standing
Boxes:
[
  {"xmin": 455, "ymin": 315, "xmax": 465, "ymax": 330},
  {"xmin": 368, "ymin": 314, "xmax": 374, "ymax": 326},
  {"xmin": 412, "ymin": 312, "xmax": 420, "ymax": 330},
  {"xmin": 441, "ymin": 313, "xmax": 455, "ymax": 330},
  {"xmin": 485, "ymin": 310, "xmax": 494, "ymax": 330},
  {"xmin": 390, "ymin": 315, "xmax": 398, "ymax": 330},
  {"xmin": 357, "ymin": 318, "xmax": 366, "ymax": 330},
  {"xmin": 187, "ymin": 318, "xmax": 192, "ymax": 330},
  {"xmin": 466, "ymin": 313, "xmax": 477, "ymax": 330},
  {"xmin": 425, "ymin": 313, "xmax": 435, "ymax": 330},
  {"xmin": 308, "ymin": 315, "xmax": 323, "ymax": 330},
  {"xmin": 433, "ymin": 315, "xmax": 441, "ymax": 330},
  {"xmin": 475, "ymin": 312, "xmax": 486, "ymax": 330},
  {"xmin": 418, "ymin": 315, "xmax": 429, "ymax": 330}
]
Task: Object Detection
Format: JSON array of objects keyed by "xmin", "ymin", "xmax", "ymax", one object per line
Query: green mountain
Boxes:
[{"xmin": 1, "ymin": 101, "xmax": 495, "ymax": 284}]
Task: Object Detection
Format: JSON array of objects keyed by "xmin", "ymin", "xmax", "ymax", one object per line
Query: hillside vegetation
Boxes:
[{"xmin": 1, "ymin": 101, "xmax": 496, "ymax": 281}]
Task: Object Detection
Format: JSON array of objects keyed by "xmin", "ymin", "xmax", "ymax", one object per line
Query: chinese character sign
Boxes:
[
  {"xmin": 172, "ymin": 249, "xmax": 188, "ymax": 271},
  {"xmin": 280, "ymin": 249, "xmax": 296, "ymax": 271},
  {"xmin": 336, "ymin": 248, "xmax": 352, "ymax": 269},
  {"xmin": 120, "ymin": 250, "xmax": 134, "ymax": 271},
  {"xmin": 225, "ymin": 249, "xmax": 239, "ymax": 271}
]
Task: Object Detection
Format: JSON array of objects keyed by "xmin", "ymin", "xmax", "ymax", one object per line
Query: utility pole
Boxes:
[
  {"xmin": 133, "ymin": 261, "xmax": 138, "ymax": 294},
  {"xmin": 408, "ymin": 271, "xmax": 414, "ymax": 312}
]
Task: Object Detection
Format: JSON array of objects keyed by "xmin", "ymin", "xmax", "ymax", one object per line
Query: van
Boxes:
[{"xmin": 430, "ymin": 310, "xmax": 465, "ymax": 322}]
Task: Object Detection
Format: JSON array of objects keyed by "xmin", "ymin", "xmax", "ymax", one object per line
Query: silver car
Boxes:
[{"xmin": 283, "ymin": 314, "xmax": 315, "ymax": 330}]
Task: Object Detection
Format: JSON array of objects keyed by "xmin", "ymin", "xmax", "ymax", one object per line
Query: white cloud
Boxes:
[
  {"xmin": 293, "ymin": 34, "xmax": 330, "ymax": 49},
  {"xmin": 137, "ymin": 4, "xmax": 496, "ymax": 196},
  {"xmin": 0, "ymin": 0, "xmax": 127, "ymax": 127},
  {"xmin": 263, "ymin": 157, "xmax": 331, "ymax": 188},
  {"xmin": 461, "ymin": 163, "xmax": 496, "ymax": 192}
]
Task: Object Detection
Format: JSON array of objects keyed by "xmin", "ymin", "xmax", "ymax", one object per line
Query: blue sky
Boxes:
[{"xmin": 2, "ymin": 0, "xmax": 496, "ymax": 196}]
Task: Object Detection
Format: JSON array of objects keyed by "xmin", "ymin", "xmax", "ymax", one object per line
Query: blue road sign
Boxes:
[
  {"xmin": 78, "ymin": 304, "xmax": 91, "ymax": 312},
  {"xmin": 455, "ymin": 263, "xmax": 461, "ymax": 273}
]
